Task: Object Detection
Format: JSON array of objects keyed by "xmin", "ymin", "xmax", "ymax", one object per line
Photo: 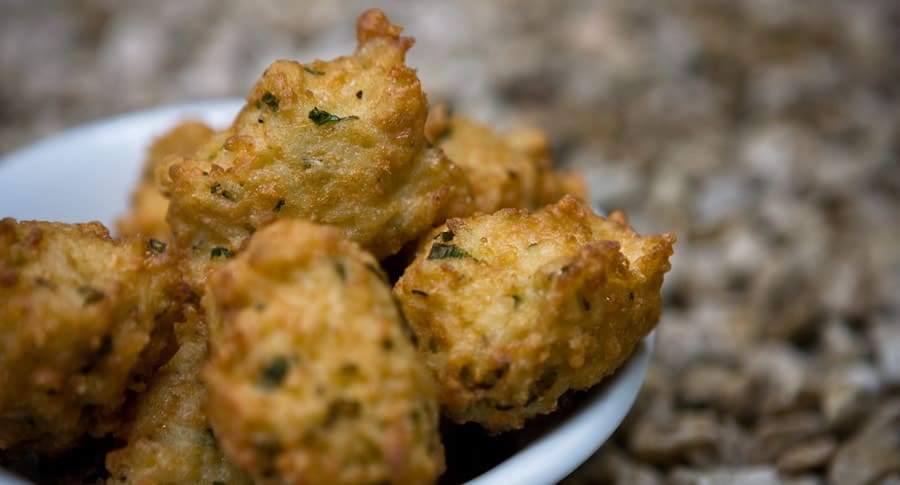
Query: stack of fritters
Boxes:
[{"xmin": 0, "ymin": 9, "xmax": 674, "ymax": 484}]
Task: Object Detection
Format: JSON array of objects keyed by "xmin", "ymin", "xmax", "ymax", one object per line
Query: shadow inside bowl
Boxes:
[{"xmin": 441, "ymin": 332, "xmax": 653, "ymax": 485}]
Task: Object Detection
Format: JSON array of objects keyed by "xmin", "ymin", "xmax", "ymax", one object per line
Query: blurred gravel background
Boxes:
[{"xmin": 3, "ymin": 1, "xmax": 900, "ymax": 483}]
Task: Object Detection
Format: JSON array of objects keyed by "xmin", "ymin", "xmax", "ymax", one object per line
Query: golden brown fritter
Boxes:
[
  {"xmin": 0, "ymin": 218, "xmax": 185, "ymax": 454},
  {"xmin": 503, "ymin": 125, "xmax": 588, "ymax": 206},
  {"xmin": 424, "ymin": 106, "xmax": 540, "ymax": 214},
  {"xmin": 105, "ymin": 305, "xmax": 251, "ymax": 485},
  {"xmin": 116, "ymin": 121, "xmax": 216, "ymax": 241},
  {"xmin": 203, "ymin": 220, "xmax": 444, "ymax": 485},
  {"xmin": 163, "ymin": 9, "xmax": 472, "ymax": 279},
  {"xmin": 394, "ymin": 196, "xmax": 675, "ymax": 432}
]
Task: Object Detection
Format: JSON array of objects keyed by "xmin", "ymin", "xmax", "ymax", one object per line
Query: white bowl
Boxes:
[{"xmin": 0, "ymin": 100, "xmax": 654, "ymax": 485}]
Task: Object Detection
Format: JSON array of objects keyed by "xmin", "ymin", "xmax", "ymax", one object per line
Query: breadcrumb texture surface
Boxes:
[
  {"xmin": 394, "ymin": 196, "xmax": 675, "ymax": 432},
  {"xmin": 204, "ymin": 219, "xmax": 444, "ymax": 485},
  {"xmin": 164, "ymin": 9, "xmax": 472, "ymax": 271},
  {"xmin": 116, "ymin": 121, "xmax": 215, "ymax": 242},
  {"xmin": 0, "ymin": 219, "xmax": 184, "ymax": 454},
  {"xmin": 105, "ymin": 305, "xmax": 251, "ymax": 485},
  {"xmin": 425, "ymin": 105, "xmax": 586, "ymax": 214}
]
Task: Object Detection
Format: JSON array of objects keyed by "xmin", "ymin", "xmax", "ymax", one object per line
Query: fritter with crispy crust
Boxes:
[
  {"xmin": 105, "ymin": 305, "xmax": 251, "ymax": 485},
  {"xmin": 424, "ymin": 105, "xmax": 539, "ymax": 214},
  {"xmin": 0, "ymin": 219, "xmax": 185, "ymax": 454},
  {"xmin": 394, "ymin": 196, "xmax": 675, "ymax": 432},
  {"xmin": 424, "ymin": 105, "xmax": 586, "ymax": 213},
  {"xmin": 503, "ymin": 125, "xmax": 588, "ymax": 206},
  {"xmin": 163, "ymin": 9, "xmax": 472, "ymax": 282},
  {"xmin": 204, "ymin": 220, "xmax": 444, "ymax": 485},
  {"xmin": 116, "ymin": 121, "xmax": 215, "ymax": 241}
]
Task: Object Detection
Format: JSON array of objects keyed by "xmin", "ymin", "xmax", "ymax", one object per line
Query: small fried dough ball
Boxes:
[
  {"xmin": 105, "ymin": 305, "xmax": 251, "ymax": 485},
  {"xmin": 204, "ymin": 219, "xmax": 444, "ymax": 485},
  {"xmin": 425, "ymin": 105, "xmax": 587, "ymax": 213},
  {"xmin": 425, "ymin": 106, "xmax": 540, "ymax": 214},
  {"xmin": 163, "ymin": 9, "xmax": 472, "ymax": 279},
  {"xmin": 394, "ymin": 196, "xmax": 675, "ymax": 432},
  {"xmin": 503, "ymin": 125, "xmax": 588, "ymax": 206},
  {"xmin": 116, "ymin": 121, "xmax": 215, "ymax": 241},
  {"xmin": 0, "ymin": 219, "xmax": 185, "ymax": 454}
]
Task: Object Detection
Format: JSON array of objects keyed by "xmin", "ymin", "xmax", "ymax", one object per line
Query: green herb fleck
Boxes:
[
  {"xmin": 210, "ymin": 247, "xmax": 233, "ymax": 259},
  {"xmin": 512, "ymin": 294, "xmax": 522, "ymax": 309},
  {"xmin": 273, "ymin": 198, "xmax": 285, "ymax": 212},
  {"xmin": 436, "ymin": 230, "xmax": 454, "ymax": 242},
  {"xmin": 255, "ymin": 100, "xmax": 262, "ymax": 110},
  {"xmin": 210, "ymin": 182, "xmax": 221, "ymax": 194},
  {"xmin": 427, "ymin": 243, "xmax": 470, "ymax": 260},
  {"xmin": 334, "ymin": 261, "xmax": 347, "ymax": 281},
  {"xmin": 220, "ymin": 189, "xmax": 236, "ymax": 201},
  {"xmin": 259, "ymin": 356, "xmax": 289, "ymax": 389},
  {"xmin": 254, "ymin": 302, "xmax": 266, "ymax": 312},
  {"xmin": 308, "ymin": 107, "xmax": 359, "ymax": 125},
  {"xmin": 148, "ymin": 239, "xmax": 166, "ymax": 253},
  {"xmin": 261, "ymin": 91, "xmax": 279, "ymax": 111},
  {"xmin": 78, "ymin": 286, "xmax": 105, "ymax": 306},
  {"xmin": 411, "ymin": 289, "xmax": 428, "ymax": 297},
  {"xmin": 304, "ymin": 66, "xmax": 325, "ymax": 76}
]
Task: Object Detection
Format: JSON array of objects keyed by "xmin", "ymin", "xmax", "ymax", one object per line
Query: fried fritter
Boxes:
[
  {"xmin": 424, "ymin": 105, "xmax": 587, "ymax": 213},
  {"xmin": 424, "ymin": 105, "xmax": 539, "ymax": 214},
  {"xmin": 105, "ymin": 304, "xmax": 251, "ymax": 485},
  {"xmin": 116, "ymin": 121, "xmax": 215, "ymax": 241},
  {"xmin": 503, "ymin": 125, "xmax": 588, "ymax": 206},
  {"xmin": 394, "ymin": 196, "xmax": 675, "ymax": 432},
  {"xmin": 0, "ymin": 219, "xmax": 185, "ymax": 454},
  {"xmin": 163, "ymin": 9, "xmax": 472, "ymax": 280},
  {"xmin": 204, "ymin": 220, "xmax": 444, "ymax": 485}
]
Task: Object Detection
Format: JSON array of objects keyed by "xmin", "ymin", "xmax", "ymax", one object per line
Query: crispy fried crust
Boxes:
[
  {"xmin": 105, "ymin": 304, "xmax": 251, "ymax": 485},
  {"xmin": 394, "ymin": 196, "xmax": 675, "ymax": 432},
  {"xmin": 503, "ymin": 126, "xmax": 588, "ymax": 206},
  {"xmin": 116, "ymin": 121, "xmax": 215, "ymax": 241},
  {"xmin": 0, "ymin": 219, "xmax": 185, "ymax": 454},
  {"xmin": 204, "ymin": 219, "xmax": 444, "ymax": 485},
  {"xmin": 425, "ymin": 105, "xmax": 588, "ymax": 213},
  {"xmin": 163, "ymin": 9, "xmax": 472, "ymax": 276},
  {"xmin": 425, "ymin": 106, "xmax": 539, "ymax": 214}
]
